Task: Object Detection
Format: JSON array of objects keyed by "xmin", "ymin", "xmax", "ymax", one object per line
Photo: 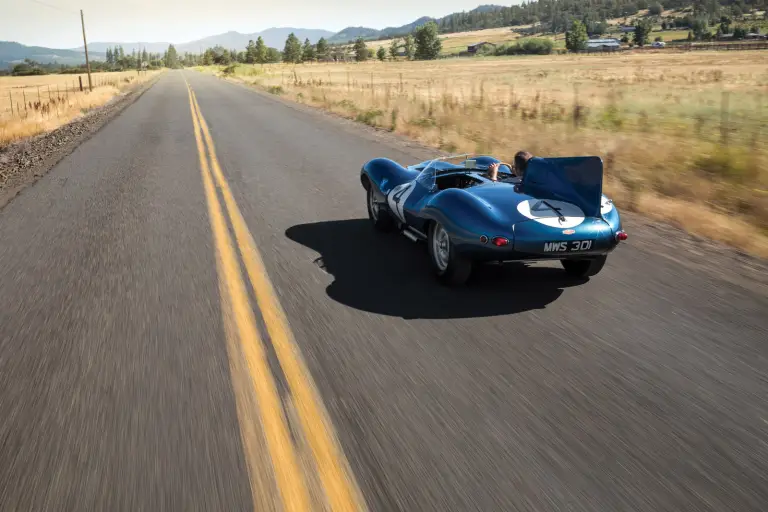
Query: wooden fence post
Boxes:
[
  {"xmin": 9, "ymin": 91, "xmax": 13, "ymax": 117},
  {"xmin": 23, "ymin": 90, "xmax": 27, "ymax": 113},
  {"xmin": 79, "ymin": 76, "xmax": 84, "ymax": 92}
]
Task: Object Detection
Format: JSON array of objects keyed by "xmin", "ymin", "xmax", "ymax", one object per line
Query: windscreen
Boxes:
[{"xmin": 414, "ymin": 154, "xmax": 474, "ymax": 191}]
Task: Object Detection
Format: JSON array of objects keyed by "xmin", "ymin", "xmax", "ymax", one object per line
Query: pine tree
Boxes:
[
  {"xmin": 633, "ymin": 19, "xmax": 653, "ymax": 46},
  {"xmin": 283, "ymin": 33, "xmax": 302, "ymax": 63},
  {"xmin": 246, "ymin": 40, "xmax": 257, "ymax": 63},
  {"xmin": 254, "ymin": 36, "xmax": 267, "ymax": 64},
  {"xmin": 165, "ymin": 44, "xmax": 179, "ymax": 68},
  {"xmin": 354, "ymin": 37, "xmax": 368, "ymax": 61},
  {"xmin": 203, "ymin": 48, "xmax": 214, "ymax": 65},
  {"xmin": 315, "ymin": 37, "xmax": 328, "ymax": 61},
  {"xmin": 565, "ymin": 20, "xmax": 588, "ymax": 51},
  {"xmin": 302, "ymin": 38, "xmax": 316, "ymax": 62}
]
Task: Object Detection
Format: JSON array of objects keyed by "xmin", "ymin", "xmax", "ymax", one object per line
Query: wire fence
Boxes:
[
  {"xmin": 1, "ymin": 71, "xmax": 146, "ymax": 121},
  {"xmin": 276, "ymin": 69, "xmax": 767, "ymax": 150}
]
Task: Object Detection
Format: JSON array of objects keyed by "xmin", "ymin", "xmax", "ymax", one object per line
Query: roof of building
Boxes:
[{"xmin": 587, "ymin": 38, "xmax": 620, "ymax": 44}]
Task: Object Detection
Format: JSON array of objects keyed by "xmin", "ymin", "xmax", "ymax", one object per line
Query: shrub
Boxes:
[
  {"xmin": 267, "ymin": 85, "xmax": 284, "ymax": 95},
  {"xmin": 356, "ymin": 108, "xmax": 383, "ymax": 126},
  {"xmin": 501, "ymin": 38, "xmax": 554, "ymax": 55},
  {"xmin": 693, "ymin": 148, "xmax": 753, "ymax": 183}
]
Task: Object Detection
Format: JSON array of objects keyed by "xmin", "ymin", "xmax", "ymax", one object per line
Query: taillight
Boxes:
[
  {"xmin": 492, "ymin": 237, "xmax": 509, "ymax": 247},
  {"xmin": 616, "ymin": 230, "xmax": 628, "ymax": 241}
]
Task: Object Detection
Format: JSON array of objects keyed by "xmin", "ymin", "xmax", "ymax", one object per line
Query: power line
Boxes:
[{"xmin": 28, "ymin": 0, "xmax": 78, "ymax": 15}]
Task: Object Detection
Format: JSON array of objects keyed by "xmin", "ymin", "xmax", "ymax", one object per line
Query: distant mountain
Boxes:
[
  {"xmin": 380, "ymin": 16, "xmax": 436, "ymax": 37},
  {"xmin": 328, "ymin": 16, "xmax": 437, "ymax": 43},
  {"xmin": 0, "ymin": 41, "xmax": 102, "ymax": 68},
  {"xmin": 78, "ymin": 41, "xmax": 171, "ymax": 54},
  {"xmin": 77, "ymin": 28, "xmax": 335, "ymax": 56},
  {"xmin": 327, "ymin": 27, "xmax": 380, "ymax": 44}
]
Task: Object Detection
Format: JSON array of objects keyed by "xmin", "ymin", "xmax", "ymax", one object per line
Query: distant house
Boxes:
[
  {"xmin": 467, "ymin": 41, "xmax": 496, "ymax": 54},
  {"xmin": 619, "ymin": 26, "xmax": 636, "ymax": 32},
  {"xmin": 586, "ymin": 38, "xmax": 621, "ymax": 51}
]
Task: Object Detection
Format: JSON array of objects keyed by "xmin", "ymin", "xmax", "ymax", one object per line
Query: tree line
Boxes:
[
  {"xmin": 434, "ymin": 0, "xmax": 764, "ymax": 36},
  {"xmin": 177, "ymin": 20, "xmax": 443, "ymax": 68}
]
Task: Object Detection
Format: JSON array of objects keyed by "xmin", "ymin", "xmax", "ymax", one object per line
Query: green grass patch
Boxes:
[{"xmin": 356, "ymin": 108, "xmax": 384, "ymax": 126}]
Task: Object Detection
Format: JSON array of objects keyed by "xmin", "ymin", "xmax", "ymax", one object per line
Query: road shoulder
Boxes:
[{"xmin": 0, "ymin": 73, "xmax": 163, "ymax": 210}]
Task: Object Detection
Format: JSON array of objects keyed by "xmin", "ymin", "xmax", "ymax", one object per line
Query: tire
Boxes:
[
  {"xmin": 428, "ymin": 222, "xmax": 472, "ymax": 286},
  {"xmin": 367, "ymin": 186, "xmax": 395, "ymax": 232},
  {"xmin": 561, "ymin": 255, "xmax": 607, "ymax": 278}
]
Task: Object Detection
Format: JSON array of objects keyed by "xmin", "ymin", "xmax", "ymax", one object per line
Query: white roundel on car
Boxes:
[
  {"xmin": 517, "ymin": 199, "xmax": 585, "ymax": 228},
  {"xmin": 600, "ymin": 195, "xmax": 614, "ymax": 215},
  {"xmin": 387, "ymin": 182, "xmax": 415, "ymax": 223}
]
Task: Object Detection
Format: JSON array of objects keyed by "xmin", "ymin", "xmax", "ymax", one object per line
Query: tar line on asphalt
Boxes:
[{"xmin": 184, "ymin": 75, "xmax": 367, "ymax": 512}]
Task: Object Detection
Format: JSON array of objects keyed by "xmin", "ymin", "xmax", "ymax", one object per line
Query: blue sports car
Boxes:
[{"xmin": 360, "ymin": 153, "xmax": 627, "ymax": 285}]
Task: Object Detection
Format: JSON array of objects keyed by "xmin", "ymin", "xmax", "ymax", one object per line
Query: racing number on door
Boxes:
[
  {"xmin": 388, "ymin": 183, "xmax": 415, "ymax": 223},
  {"xmin": 543, "ymin": 240, "xmax": 593, "ymax": 252}
]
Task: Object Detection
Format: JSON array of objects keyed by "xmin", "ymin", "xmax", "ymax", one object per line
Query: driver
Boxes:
[{"xmin": 488, "ymin": 151, "xmax": 534, "ymax": 183}]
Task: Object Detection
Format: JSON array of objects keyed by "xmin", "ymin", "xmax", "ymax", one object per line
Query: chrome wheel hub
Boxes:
[
  {"xmin": 368, "ymin": 189, "xmax": 379, "ymax": 220},
  {"xmin": 432, "ymin": 224, "xmax": 450, "ymax": 271}
]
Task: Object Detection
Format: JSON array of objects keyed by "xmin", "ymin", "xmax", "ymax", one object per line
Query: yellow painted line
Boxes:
[
  {"xmin": 190, "ymin": 88, "xmax": 368, "ymax": 512},
  {"xmin": 185, "ymin": 81, "xmax": 312, "ymax": 512}
]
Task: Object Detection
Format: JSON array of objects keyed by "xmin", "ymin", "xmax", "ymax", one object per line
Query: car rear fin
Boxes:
[{"xmin": 522, "ymin": 157, "xmax": 603, "ymax": 218}]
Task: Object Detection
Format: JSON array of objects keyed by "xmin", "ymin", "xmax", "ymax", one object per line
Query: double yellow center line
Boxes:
[{"xmin": 185, "ymin": 77, "xmax": 366, "ymax": 512}]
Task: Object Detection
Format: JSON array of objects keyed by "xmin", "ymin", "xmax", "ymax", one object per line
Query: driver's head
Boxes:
[{"xmin": 514, "ymin": 151, "xmax": 534, "ymax": 178}]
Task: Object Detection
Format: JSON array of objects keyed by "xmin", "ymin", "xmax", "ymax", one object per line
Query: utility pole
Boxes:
[{"xmin": 80, "ymin": 9, "xmax": 93, "ymax": 91}]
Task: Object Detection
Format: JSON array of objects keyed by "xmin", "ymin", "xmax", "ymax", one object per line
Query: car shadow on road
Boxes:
[{"xmin": 285, "ymin": 219, "xmax": 587, "ymax": 319}]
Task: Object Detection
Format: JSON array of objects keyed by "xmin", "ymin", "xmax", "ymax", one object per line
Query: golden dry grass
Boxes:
[
  {"xmin": 365, "ymin": 26, "xmax": 528, "ymax": 55},
  {"xmin": 0, "ymin": 70, "xmax": 163, "ymax": 146},
  {"xmin": 204, "ymin": 53, "xmax": 768, "ymax": 257}
]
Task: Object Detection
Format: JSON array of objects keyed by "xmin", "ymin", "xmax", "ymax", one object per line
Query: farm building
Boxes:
[
  {"xmin": 467, "ymin": 42, "xmax": 496, "ymax": 54},
  {"xmin": 586, "ymin": 38, "xmax": 621, "ymax": 51}
]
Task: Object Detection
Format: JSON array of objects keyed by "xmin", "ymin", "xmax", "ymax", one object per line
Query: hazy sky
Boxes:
[{"xmin": 5, "ymin": 0, "xmax": 496, "ymax": 48}]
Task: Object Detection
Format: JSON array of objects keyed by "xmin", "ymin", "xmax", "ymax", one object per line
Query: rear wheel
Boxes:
[
  {"xmin": 428, "ymin": 222, "xmax": 472, "ymax": 286},
  {"xmin": 561, "ymin": 256, "xmax": 607, "ymax": 278},
  {"xmin": 367, "ymin": 186, "xmax": 394, "ymax": 231}
]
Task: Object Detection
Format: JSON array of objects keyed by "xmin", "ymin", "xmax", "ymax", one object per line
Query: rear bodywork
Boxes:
[{"xmin": 361, "ymin": 155, "xmax": 623, "ymax": 263}]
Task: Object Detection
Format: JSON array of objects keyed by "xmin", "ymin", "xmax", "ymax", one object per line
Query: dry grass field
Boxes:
[
  {"xmin": 0, "ymin": 70, "xmax": 162, "ymax": 146},
  {"xmin": 201, "ymin": 50, "xmax": 768, "ymax": 257},
  {"xmin": 365, "ymin": 26, "xmax": 532, "ymax": 55}
]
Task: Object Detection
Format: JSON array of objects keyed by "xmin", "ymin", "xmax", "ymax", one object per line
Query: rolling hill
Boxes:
[
  {"xmin": 0, "ymin": 41, "xmax": 102, "ymax": 68},
  {"xmin": 74, "ymin": 28, "xmax": 335, "ymax": 56}
]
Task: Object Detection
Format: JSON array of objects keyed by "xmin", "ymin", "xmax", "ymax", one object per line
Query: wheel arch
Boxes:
[{"xmin": 360, "ymin": 158, "xmax": 418, "ymax": 196}]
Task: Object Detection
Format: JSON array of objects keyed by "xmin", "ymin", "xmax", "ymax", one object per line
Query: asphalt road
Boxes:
[{"xmin": 1, "ymin": 70, "xmax": 766, "ymax": 512}]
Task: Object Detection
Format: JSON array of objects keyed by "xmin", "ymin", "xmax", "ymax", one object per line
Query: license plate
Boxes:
[{"xmin": 542, "ymin": 240, "xmax": 594, "ymax": 253}]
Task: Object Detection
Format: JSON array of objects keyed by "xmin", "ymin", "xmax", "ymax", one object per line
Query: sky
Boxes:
[{"xmin": 4, "ymin": 0, "xmax": 500, "ymax": 48}]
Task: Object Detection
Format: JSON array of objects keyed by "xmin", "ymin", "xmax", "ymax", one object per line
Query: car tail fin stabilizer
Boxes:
[{"xmin": 523, "ymin": 157, "xmax": 603, "ymax": 218}]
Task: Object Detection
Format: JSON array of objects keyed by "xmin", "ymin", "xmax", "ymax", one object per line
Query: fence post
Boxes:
[
  {"xmin": 23, "ymin": 90, "xmax": 27, "ymax": 113},
  {"xmin": 9, "ymin": 91, "xmax": 13, "ymax": 117},
  {"xmin": 79, "ymin": 76, "xmax": 84, "ymax": 92}
]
